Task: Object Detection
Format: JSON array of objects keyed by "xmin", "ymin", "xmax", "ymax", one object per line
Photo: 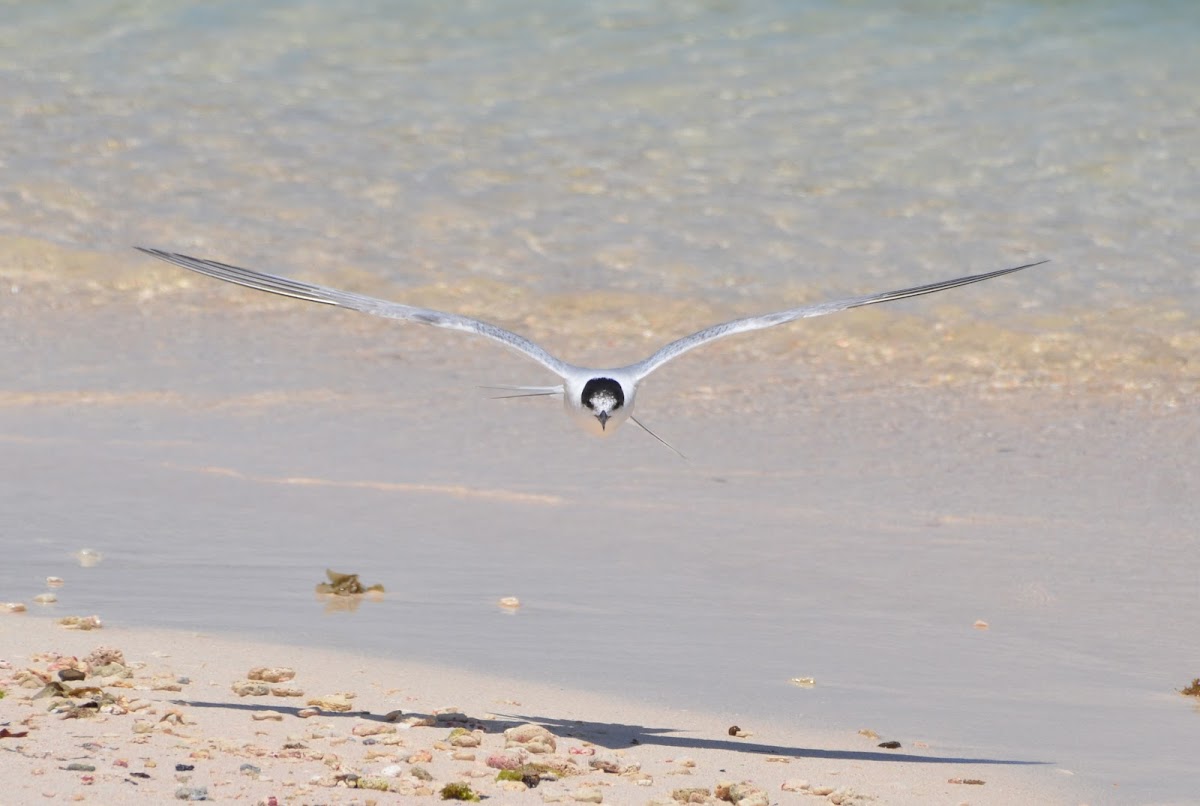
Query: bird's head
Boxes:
[{"xmin": 568, "ymin": 376, "xmax": 631, "ymax": 435}]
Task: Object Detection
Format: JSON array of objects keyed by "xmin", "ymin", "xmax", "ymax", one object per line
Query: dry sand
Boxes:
[{"xmin": 1, "ymin": 615, "xmax": 1082, "ymax": 806}]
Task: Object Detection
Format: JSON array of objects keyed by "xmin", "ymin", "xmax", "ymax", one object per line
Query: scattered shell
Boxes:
[
  {"xmin": 486, "ymin": 752, "xmax": 526, "ymax": 770},
  {"xmin": 352, "ymin": 722, "xmax": 396, "ymax": 737},
  {"xmin": 973, "ymin": 620, "xmax": 990, "ymax": 630},
  {"xmin": 504, "ymin": 723, "xmax": 556, "ymax": 754},
  {"xmin": 58, "ymin": 615, "xmax": 102, "ymax": 630},
  {"xmin": 251, "ymin": 711, "xmax": 285, "ymax": 721},
  {"xmin": 248, "ymin": 666, "xmax": 295, "ymax": 683},
  {"xmin": 781, "ymin": 779, "xmax": 810, "ymax": 792},
  {"xmin": 75, "ymin": 549, "xmax": 103, "ymax": 567},
  {"xmin": 84, "ymin": 647, "xmax": 126, "ymax": 667},
  {"xmin": 720, "ymin": 782, "xmax": 769, "ymax": 806},
  {"xmin": 948, "ymin": 778, "xmax": 986, "ymax": 785},
  {"xmin": 789, "ymin": 677, "xmax": 815, "ymax": 688},
  {"xmin": 1, "ymin": 602, "xmax": 26, "ymax": 613},
  {"xmin": 231, "ymin": 681, "xmax": 270, "ymax": 697},
  {"xmin": 857, "ymin": 729, "xmax": 879, "ymax": 740},
  {"xmin": 448, "ymin": 728, "xmax": 483, "ymax": 748},
  {"xmin": 297, "ymin": 707, "xmax": 320, "ymax": 718},
  {"xmin": 569, "ymin": 746, "xmax": 596, "ymax": 756},
  {"xmin": 306, "ymin": 693, "xmax": 355, "ymax": 712},
  {"xmin": 672, "ymin": 788, "xmax": 711, "ymax": 803},
  {"xmin": 498, "ymin": 597, "xmax": 521, "ymax": 609},
  {"xmin": 46, "ymin": 577, "xmax": 65, "ymax": 587},
  {"xmin": 33, "ymin": 593, "xmax": 58, "ymax": 604}
]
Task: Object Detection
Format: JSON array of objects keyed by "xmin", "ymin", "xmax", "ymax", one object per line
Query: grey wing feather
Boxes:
[
  {"xmin": 625, "ymin": 260, "xmax": 1048, "ymax": 380},
  {"xmin": 136, "ymin": 247, "xmax": 574, "ymax": 378}
]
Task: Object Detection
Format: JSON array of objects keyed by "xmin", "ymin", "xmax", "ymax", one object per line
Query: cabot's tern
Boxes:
[{"xmin": 137, "ymin": 247, "xmax": 1045, "ymax": 448}]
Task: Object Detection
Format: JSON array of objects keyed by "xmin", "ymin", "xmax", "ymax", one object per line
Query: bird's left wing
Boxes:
[
  {"xmin": 136, "ymin": 247, "xmax": 575, "ymax": 379},
  {"xmin": 623, "ymin": 260, "xmax": 1048, "ymax": 381}
]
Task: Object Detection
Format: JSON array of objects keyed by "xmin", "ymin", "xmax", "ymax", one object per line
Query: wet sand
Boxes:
[{"xmin": 3, "ymin": 285, "xmax": 1197, "ymax": 804}]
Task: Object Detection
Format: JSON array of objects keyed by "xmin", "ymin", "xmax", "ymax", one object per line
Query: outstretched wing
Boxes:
[
  {"xmin": 624, "ymin": 260, "xmax": 1048, "ymax": 380},
  {"xmin": 136, "ymin": 247, "xmax": 575, "ymax": 379}
]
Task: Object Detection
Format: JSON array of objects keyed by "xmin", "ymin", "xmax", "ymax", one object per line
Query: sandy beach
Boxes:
[
  {"xmin": 2, "ymin": 614, "xmax": 1088, "ymax": 806},
  {"xmin": 3, "ymin": 284, "xmax": 1196, "ymax": 804},
  {"xmin": 3, "ymin": 3, "xmax": 1198, "ymax": 802}
]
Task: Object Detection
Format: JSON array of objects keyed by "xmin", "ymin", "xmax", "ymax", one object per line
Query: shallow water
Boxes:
[
  {"xmin": 3, "ymin": 1, "xmax": 1198, "ymax": 312},
  {"xmin": 2, "ymin": 2, "xmax": 1198, "ymax": 802}
]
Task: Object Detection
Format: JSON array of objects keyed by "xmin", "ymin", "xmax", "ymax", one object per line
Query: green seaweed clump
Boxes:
[
  {"xmin": 315, "ymin": 569, "xmax": 385, "ymax": 596},
  {"xmin": 440, "ymin": 782, "xmax": 480, "ymax": 801},
  {"xmin": 1181, "ymin": 678, "xmax": 1200, "ymax": 697},
  {"xmin": 494, "ymin": 766, "xmax": 542, "ymax": 788}
]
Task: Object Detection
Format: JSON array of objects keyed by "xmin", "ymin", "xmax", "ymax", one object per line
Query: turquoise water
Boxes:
[{"xmin": 2, "ymin": 0, "xmax": 1197, "ymax": 312}]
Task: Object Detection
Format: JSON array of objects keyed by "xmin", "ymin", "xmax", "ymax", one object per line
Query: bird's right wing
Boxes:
[
  {"xmin": 624, "ymin": 260, "xmax": 1048, "ymax": 380},
  {"xmin": 136, "ymin": 247, "xmax": 575, "ymax": 379}
]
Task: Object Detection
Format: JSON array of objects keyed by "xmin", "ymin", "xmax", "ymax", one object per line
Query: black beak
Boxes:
[{"xmin": 597, "ymin": 411, "xmax": 609, "ymax": 430}]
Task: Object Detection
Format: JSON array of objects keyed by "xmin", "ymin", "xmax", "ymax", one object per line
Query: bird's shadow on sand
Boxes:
[{"xmin": 175, "ymin": 699, "xmax": 1046, "ymax": 767}]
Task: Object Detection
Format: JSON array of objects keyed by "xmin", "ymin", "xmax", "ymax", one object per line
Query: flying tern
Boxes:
[{"xmin": 137, "ymin": 247, "xmax": 1045, "ymax": 446}]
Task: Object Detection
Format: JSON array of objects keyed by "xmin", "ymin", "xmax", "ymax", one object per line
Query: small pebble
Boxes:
[
  {"xmin": 1, "ymin": 602, "xmax": 26, "ymax": 612},
  {"xmin": 252, "ymin": 711, "xmax": 284, "ymax": 721},
  {"xmin": 499, "ymin": 596, "xmax": 521, "ymax": 608},
  {"xmin": 175, "ymin": 763, "xmax": 195, "ymax": 772},
  {"xmin": 571, "ymin": 786, "xmax": 604, "ymax": 803},
  {"xmin": 174, "ymin": 786, "xmax": 208, "ymax": 801},
  {"xmin": 46, "ymin": 577, "xmax": 65, "ymax": 587},
  {"xmin": 64, "ymin": 763, "xmax": 96, "ymax": 772},
  {"xmin": 877, "ymin": 741, "xmax": 902, "ymax": 749},
  {"xmin": 239, "ymin": 764, "xmax": 262, "ymax": 776},
  {"xmin": 789, "ymin": 677, "xmax": 816, "ymax": 688},
  {"xmin": 973, "ymin": 620, "xmax": 990, "ymax": 630},
  {"xmin": 33, "ymin": 593, "xmax": 58, "ymax": 604}
]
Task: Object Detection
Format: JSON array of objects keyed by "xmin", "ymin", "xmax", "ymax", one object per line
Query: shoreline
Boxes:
[{"xmin": 1, "ymin": 614, "xmax": 1085, "ymax": 805}]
